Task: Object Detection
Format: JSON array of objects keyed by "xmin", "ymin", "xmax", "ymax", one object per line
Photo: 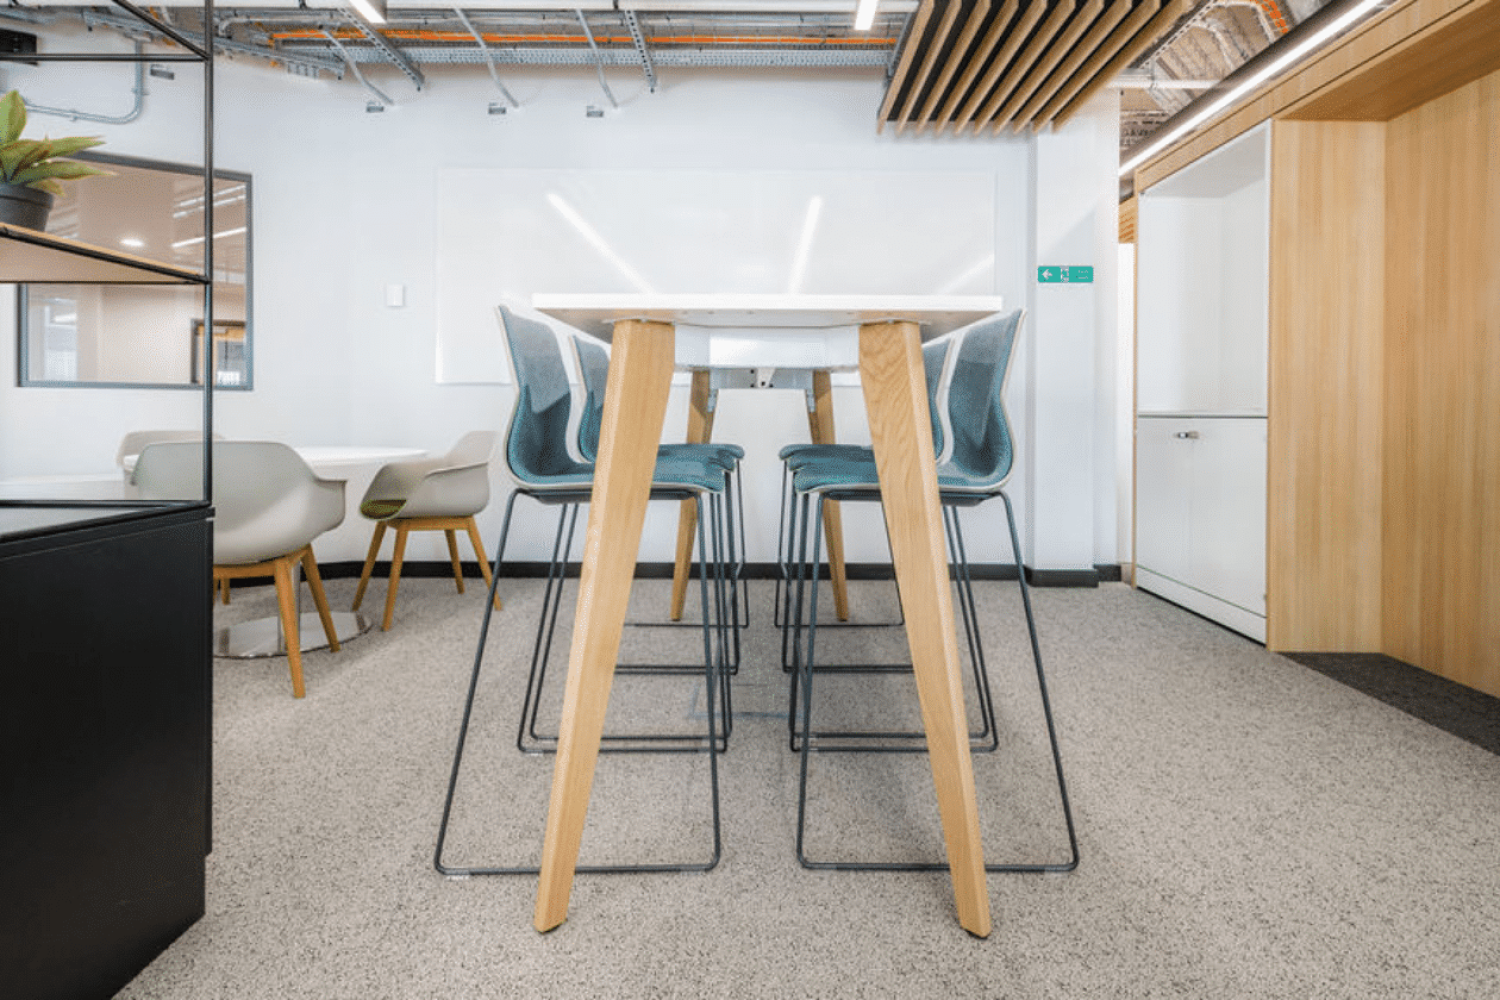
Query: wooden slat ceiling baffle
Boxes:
[{"xmin": 880, "ymin": 0, "xmax": 1197, "ymax": 134}]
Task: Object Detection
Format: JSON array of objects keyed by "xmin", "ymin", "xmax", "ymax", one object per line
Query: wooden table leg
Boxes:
[
  {"xmin": 669, "ymin": 369, "xmax": 714, "ymax": 620},
  {"xmin": 534, "ymin": 319, "xmax": 677, "ymax": 933},
  {"xmin": 859, "ymin": 321, "xmax": 990, "ymax": 939},
  {"xmin": 807, "ymin": 370, "xmax": 851, "ymax": 621}
]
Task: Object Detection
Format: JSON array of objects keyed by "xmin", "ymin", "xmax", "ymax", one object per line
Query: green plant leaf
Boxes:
[
  {"xmin": 30, "ymin": 177, "xmax": 62, "ymax": 196},
  {"xmin": 0, "ymin": 139, "xmax": 52, "ymax": 182},
  {"xmin": 45, "ymin": 136, "xmax": 105, "ymax": 157},
  {"xmin": 14, "ymin": 158, "xmax": 112, "ymax": 187},
  {"xmin": 0, "ymin": 90, "xmax": 26, "ymax": 147}
]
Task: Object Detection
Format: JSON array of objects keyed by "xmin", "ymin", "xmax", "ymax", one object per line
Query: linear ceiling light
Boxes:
[
  {"xmin": 348, "ymin": 0, "xmax": 386, "ymax": 25},
  {"xmin": 1119, "ymin": 0, "xmax": 1385, "ymax": 177},
  {"xmin": 854, "ymin": 0, "xmax": 879, "ymax": 32}
]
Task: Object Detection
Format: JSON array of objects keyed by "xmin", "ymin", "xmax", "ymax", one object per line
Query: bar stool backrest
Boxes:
[
  {"xmin": 496, "ymin": 305, "xmax": 593, "ymax": 489},
  {"xmin": 941, "ymin": 309, "xmax": 1025, "ymax": 490}
]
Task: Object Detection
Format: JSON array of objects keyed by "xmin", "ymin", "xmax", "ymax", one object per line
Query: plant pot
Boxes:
[{"xmin": 0, "ymin": 183, "xmax": 54, "ymax": 230}]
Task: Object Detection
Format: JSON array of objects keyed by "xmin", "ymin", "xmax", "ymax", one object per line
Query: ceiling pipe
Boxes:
[
  {"xmin": 575, "ymin": 9, "xmax": 619, "ymax": 109},
  {"xmin": 455, "ymin": 7, "xmax": 519, "ymax": 106}
]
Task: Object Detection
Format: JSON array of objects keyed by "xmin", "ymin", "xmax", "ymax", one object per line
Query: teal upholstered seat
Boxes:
[
  {"xmin": 571, "ymin": 331, "xmax": 750, "ymax": 641},
  {"xmin": 571, "ymin": 333, "xmax": 744, "ymax": 471}
]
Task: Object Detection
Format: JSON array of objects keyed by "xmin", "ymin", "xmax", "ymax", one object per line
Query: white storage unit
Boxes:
[{"xmin": 1134, "ymin": 124, "xmax": 1270, "ymax": 641}]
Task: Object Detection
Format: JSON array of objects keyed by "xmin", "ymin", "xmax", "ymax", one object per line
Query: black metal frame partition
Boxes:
[{"xmin": 1, "ymin": 0, "xmax": 217, "ymax": 504}]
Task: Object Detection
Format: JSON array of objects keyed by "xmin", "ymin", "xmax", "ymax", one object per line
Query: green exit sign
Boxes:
[{"xmin": 1038, "ymin": 265, "xmax": 1094, "ymax": 284}]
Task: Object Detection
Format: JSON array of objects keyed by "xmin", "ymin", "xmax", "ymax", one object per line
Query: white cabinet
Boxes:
[
  {"xmin": 1134, "ymin": 124, "xmax": 1270, "ymax": 642},
  {"xmin": 1135, "ymin": 417, "xmax": 1266, "ymax": 641}
]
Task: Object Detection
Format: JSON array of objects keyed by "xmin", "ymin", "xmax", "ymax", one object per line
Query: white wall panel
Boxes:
[{"xmin": 0, "ymin": 49, "xmax": 1117, "ymax": 571}]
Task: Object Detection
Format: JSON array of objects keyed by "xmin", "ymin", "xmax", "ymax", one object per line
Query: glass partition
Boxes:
[{"xmin": 17, "ymin": 152, "xmax": 251, "ymax": 390}]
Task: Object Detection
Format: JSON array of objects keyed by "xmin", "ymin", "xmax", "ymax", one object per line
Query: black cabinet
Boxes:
[{"xmin": 1, "ymin": 503, "xmax": 211, "ymax": 1000}]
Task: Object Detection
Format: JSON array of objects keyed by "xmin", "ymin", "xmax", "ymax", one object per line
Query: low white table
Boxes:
[
  {"xmin": 531, "ymin": 293, "xmax": 1004, "ymax": 937},
  {"xmin": 122, "ymin": 444, "xmax": 428, "ymax": 657}
]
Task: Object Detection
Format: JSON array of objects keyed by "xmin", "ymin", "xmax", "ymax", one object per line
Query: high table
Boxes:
[{"xmin": 532, "ymin": 293, "xmax": 1004, "ymax": 937}]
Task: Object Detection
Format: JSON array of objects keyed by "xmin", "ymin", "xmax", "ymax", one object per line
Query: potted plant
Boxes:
[{"xmin": 0, "ymin": 88, "xmax": 110, "ymax": 231}]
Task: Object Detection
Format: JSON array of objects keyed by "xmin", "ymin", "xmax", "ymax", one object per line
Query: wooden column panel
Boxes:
[
  {"xmin": 1265, "ymin": 120, "xmax": 1387, "ymax": 652},
  {"xmin": 1382, "ymin": 70, "xmax": 1500, "ymax": 698}
]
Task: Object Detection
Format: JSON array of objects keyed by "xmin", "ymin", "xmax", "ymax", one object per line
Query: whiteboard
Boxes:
[{"xmin": 435, "ymin": 168, "xmax": 998, "ymax": 383}]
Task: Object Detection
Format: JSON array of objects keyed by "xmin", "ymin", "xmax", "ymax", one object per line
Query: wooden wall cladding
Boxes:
[
  {"xmin": 880, "ymin": 0, "xmax": 1190, "ymax": 133},
  {"xmin": 1265, "ymin": 120, "xmax": 1387, "ymax": 654},
  {"xmin": 1382, "ymin": 69, "xmax": 1500, "ymax": 698},
  {"xmin": 1136, "ymin": 0, "xmax": 1500, "ymax": 191}
]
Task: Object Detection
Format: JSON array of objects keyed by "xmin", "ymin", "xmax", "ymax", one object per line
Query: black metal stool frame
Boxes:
[{"xmin": 791, "ymin": 488, "xmax": 1079, "ymax": 874}]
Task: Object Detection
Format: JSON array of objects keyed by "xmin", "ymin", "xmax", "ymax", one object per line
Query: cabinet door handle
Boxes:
[{"xmin": 1174, "ymin": 430, "xmax": 1200, "ymax": 440}]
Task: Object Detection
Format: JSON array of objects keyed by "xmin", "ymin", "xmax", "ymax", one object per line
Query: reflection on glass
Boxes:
[{"xmin": 17, "ymin": 152, "xmax": 252, "ymax": 389}]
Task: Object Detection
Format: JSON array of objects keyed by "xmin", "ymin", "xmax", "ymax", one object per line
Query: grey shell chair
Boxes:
[
  {"xmin": 133, "ymin": 440, "xmax": 346, "ymax": 699},
  {"xmin": 351, "ymin": 431, "xmax": 502, "ymax": 632}
]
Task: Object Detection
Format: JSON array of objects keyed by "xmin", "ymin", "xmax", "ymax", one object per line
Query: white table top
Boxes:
[
  {"xmin": 289, "ymin": 446, "xmax": 427, "ymax": 469},
  {"xmin": 532, "ymin": 293, "xmax": 1006, "ymax": 341},
  {"xmin": 534, "ymin": 293, "xmax": 1005, "ymax": 371},
  {"xmin": 120, "ymin": 445, "xmax": 426, "ymax": 476}
]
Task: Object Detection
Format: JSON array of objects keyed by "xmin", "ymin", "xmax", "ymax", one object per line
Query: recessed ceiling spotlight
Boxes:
[{"xmin": 120, "ymin": 237, "xmax": 145, "ymax": 249}]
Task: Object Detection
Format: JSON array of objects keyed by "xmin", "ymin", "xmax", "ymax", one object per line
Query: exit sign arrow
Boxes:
[{"xmin": 1038, "ymin": 265, "xmax": 1094, "ymax": 284}]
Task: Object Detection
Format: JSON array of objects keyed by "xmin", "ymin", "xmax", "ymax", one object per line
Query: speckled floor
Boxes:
[{"xmin": 114, "ymin": 575, "xmax": 1500, "ymax": 999}]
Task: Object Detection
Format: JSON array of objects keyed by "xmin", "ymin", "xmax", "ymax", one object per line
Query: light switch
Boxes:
[{"xmin": 385, "ymin": 284, "xmax": 406, "ymax": 308}]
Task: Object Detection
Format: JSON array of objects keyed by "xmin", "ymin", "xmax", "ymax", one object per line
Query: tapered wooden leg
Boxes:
[
  {"xmin": 465, "ymin": 516, "xmax": 503, "ymax": 611},
  {"xmin": 272, "ymin": 556, "xmax": 306, "ymax": 699},
  {"xmin": 670, "ymin": 369, "xmax": 714, "ymax": 620},
  {"xmin": 352, "ymin": 522, "xmax": 387, "ymax": 611},
  {"xmin": 383, "ymin": 524, "xmax": 409, "ymax": 632},
  {"xmin": 807, "ymin": 370, "xmax": 851, "ymax": 621},
  {"xmin": 301, "ymin": 547, "xmax": 340, "ymax": 653},
  {"xmin": 444, "ymin": 529, "xmax": 466, "ymax": 594},
  {"xmin": 859, "ymin": 321, "xmax": 990, "ymax": 938},
  {"xmin": 535, "ymin": 318, "xmax": 676, "ymax": 933}
]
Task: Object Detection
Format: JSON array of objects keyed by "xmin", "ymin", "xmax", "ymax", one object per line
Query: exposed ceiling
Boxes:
[{"xmin": 3, "ymin": 1, "xmax": 1334, "ymax": 157}]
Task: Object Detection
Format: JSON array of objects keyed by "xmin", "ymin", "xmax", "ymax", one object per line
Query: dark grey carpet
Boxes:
[{"xmin": 1283, "ymin": 653, "xmax": 1500, "ymax": 757}]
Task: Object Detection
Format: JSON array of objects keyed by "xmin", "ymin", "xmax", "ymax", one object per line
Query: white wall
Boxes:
[{"xmin": 1, "ymin": 46, "xmax": 1121, "ymax": 572}]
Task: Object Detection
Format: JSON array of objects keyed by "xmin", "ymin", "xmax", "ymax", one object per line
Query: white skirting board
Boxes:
[{"xmin": 1134, "ymin": 566, "xmax": 1267, "ymax": 644}]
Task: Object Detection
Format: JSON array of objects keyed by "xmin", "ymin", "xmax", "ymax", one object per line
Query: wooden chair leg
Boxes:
[
  {"xmin": 383, "ymin": 523, "xmax": 409, "ymax": 632},
  {"xmin": 352, "ymin": 521, "xmax": 386, "ymax": 611},
  {"xmin": 272, "ymin": 555, "xmax": 306, "ymax": 699},
  {"xmin": 301, "ymin": 547, "xmax": 340, "ymax": 653},
  {"xmin": 464, "ymin": 516, "xmax": 503, "ymax": 611},
  {"xmin": 444, "ymin": 528, "xmax": 465, "ymax": 594}
]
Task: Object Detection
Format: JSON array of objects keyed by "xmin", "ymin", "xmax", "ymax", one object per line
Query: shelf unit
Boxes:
[
  {"xmin": 1135, "ymin": 124, "xmax": 1270, "ymax": 642},
  {"xmin": 0, "ymin": 5, "xmax": 216, "ymax": 999}
]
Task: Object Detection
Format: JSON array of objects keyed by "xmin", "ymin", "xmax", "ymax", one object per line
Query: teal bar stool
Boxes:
[
  {"xmin": 571, "ymin": 332, "xmax": 749, "ymax": 667},
  {"xmin": 785, "ymin": 309, "xmax": 1079, "ymax": 873},
  {"xmin": 434, "ymin": 305, "xmax": 730, "ymax": 879}
]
